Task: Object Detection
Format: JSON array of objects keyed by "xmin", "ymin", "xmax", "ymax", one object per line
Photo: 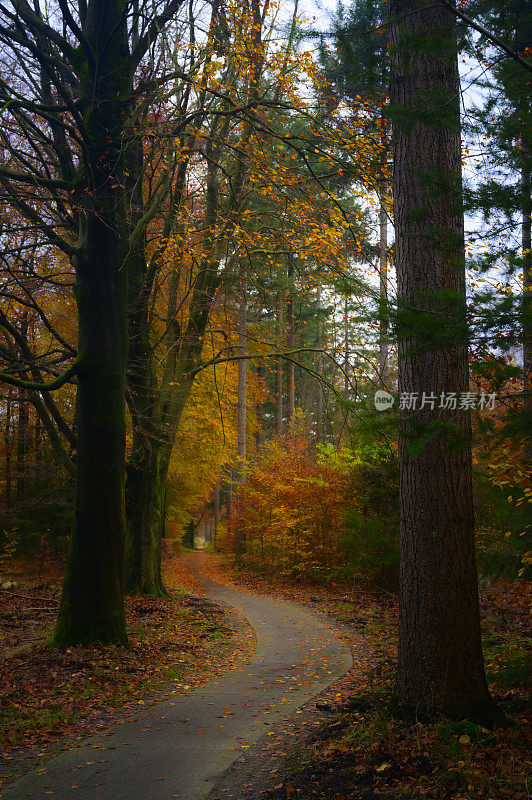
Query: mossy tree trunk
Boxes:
[
  {"xmin": 53, "ymin": 0, "xmax": 132, "ymax": 646},
  {"xmin": 125, "ymin": 445, "xmax": 170, "ymax": 597}
]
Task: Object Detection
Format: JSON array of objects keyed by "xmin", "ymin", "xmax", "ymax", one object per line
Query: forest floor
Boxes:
[
  {"xmin": 193, "ymin": 553, "xmax": 531, "ymax": 800},
  {"xmin": 0, "ymin": 550, "xmax": 255, "ymax": 790},
  {"xmin": 0, "ymin": 550, "xmax": 530, "ymax": 800}
]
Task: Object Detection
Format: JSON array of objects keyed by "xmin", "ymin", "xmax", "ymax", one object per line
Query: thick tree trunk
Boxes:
[
  {"xmin": 390, "ymin": 0, "xmax": 500, "ymax": 722},
  {"xmin": 54, "ymin": 214, "xmax": 128, "ymax": 645},
  {"xmin": 52, "ymin": 0, "xmax": 130, "ymax": 646}
]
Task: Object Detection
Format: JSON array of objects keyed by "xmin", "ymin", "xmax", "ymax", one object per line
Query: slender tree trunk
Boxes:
[
  {"xmin": 226, "ymin": 477, "xmax": 233, "ymax": 523},
  {"xmin": 16, "ymin": 312, "xmax": 29, "ymax": 504},
  {"xmin": 16, "ymin": 389, "xmax": 28, "ymax": 504},
  {"xmin": 344, "ymin": 294, "xmax": 349, "ymax": 401},
  {"xmin": 390, "ymin": 0, "xmax": 500, "ymax": 722},
  {"xmin": 379, "ymin": 195, "xmax": 390, "ymax": 387},
  {"xmin": 286, "ymin": 256, "xmax": 295, "ymax": 424},
  {"xmin": 522, "ymin": 165, "xmax": 532, "ymax": 461},
  {"xmin": 4, "ymin": 389, "xmax": 13, "ymax": 505},
  {"xmin": 214, "ymin": 483, "xmax": 220, "ymax": 540},
  {"xmin": 235, "ymin": 283, "xmax": 247, "ymax": 557},
  {"xmin": 276, "ymin": 301, "xmax": 284, "ymax": 435},
  {"xmin": 316, "ymin": 288, "xmax": 323, "ymax": 443},
  {"xmin": 255, "ymin": 363, "xmax": 264, "ymax": 450},
  {"xmin": 34, "ymin": 414, "xmax": 42, "ymax": 492}
]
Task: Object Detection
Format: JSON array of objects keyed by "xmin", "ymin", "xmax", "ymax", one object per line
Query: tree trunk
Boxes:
[
  {"xmin": 125, "ymin": 445, "xmax": 169, "ymax": 596},
  {"xmin": 54, "ymin": 213, "xmax": 128, "ymax": 645},
  {"xmin": 286, "ymin": 256, "xmax": 296, "ymax": 423},
  {"xmin": 276, "ymin": 301, "xmax": 284, "ymax": 435},
  {"xmin": 16, "ymin": 389, "xmax": 28, "ymax": 504},
  {"xmin": 344, "ymin": 294, "xmax": 349, "ymax": 401},
  {"xmin": 16, "ymin": 312, "xmax": 29, "ymax": 504},
  {"xmin": 52, "ymin": 0, "xmax": 130, "ymax": 646},
  {"xmin": 522, "ymin": 165, "xmax": 532, "ymax": 461},
  {"xmin": 379, "ymin": 195, "xmax": 390, "ymax": 388},
  {"xmin": 235, "ymin": 283, "xmax": 247, "ymax": 557},
  {"xmin": 214, "ymin": 483, "xmax": 220, "ymax": 540},
  {"xmin": 316, "ymin": 288, "xmax": 323, "ymax": 443},
  {"xmin": 4, "ymin": 388, "xmax": 13, "ymax": 505},
  {"xmin": 390, "ymin": 0, "xmax": 500, "ymax": 722}
]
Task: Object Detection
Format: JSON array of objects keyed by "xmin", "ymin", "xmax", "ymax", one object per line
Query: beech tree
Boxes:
[
  {"xmin": 0, "ymin": 0, "xmax": 185, "ymax": 644},
  {"xmin": 389, "ymin": 0, "xmax": 501, "ymax": 721}
]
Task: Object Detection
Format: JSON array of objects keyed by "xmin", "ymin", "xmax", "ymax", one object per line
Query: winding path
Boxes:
[{"xmin": 2, "ymin": 565, "xmax": 351, "ymax": 800}]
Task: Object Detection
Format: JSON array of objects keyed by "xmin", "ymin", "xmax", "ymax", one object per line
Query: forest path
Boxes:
[{"xmin": 2, "ymin": 553, "xmax": 351, "ymax": 800}]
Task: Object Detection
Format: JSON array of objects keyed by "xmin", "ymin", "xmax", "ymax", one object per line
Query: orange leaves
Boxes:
[{"xmin": 234, "ymin": 432, "xmax": 348, "ymax": 579}]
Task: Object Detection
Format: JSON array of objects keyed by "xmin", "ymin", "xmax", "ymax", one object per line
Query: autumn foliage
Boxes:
[{"xmin": 233, "ymin": 430, "xmax": 350, "ymax": 579}]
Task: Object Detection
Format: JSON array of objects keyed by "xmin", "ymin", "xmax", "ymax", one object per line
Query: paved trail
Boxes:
[{"xmin": 2, "ymin": 562, "xmax": 351, "ymax": 800}]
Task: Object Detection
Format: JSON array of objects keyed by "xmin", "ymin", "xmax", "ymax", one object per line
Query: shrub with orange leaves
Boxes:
[{"xmin": 234, "ymin": 432, "xmax": 349, "ymax": 580}]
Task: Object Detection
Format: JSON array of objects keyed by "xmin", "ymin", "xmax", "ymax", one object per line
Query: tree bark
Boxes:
[
  {"xmin": 125, "ymin": 447, "xmax": 169, "ymax": 596},
  {"xmin": 390, "ymin": 0, "xmax": 500, "ymax": 722},
  {"xmin": 53, "ymin": 0, "xmax": 131, "ymax": 646}
]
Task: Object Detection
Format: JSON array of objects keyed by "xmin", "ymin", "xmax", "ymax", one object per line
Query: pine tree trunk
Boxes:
[{"xmin": 390, "ymin": 0, "xmax": 500, "ymax": 723}]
